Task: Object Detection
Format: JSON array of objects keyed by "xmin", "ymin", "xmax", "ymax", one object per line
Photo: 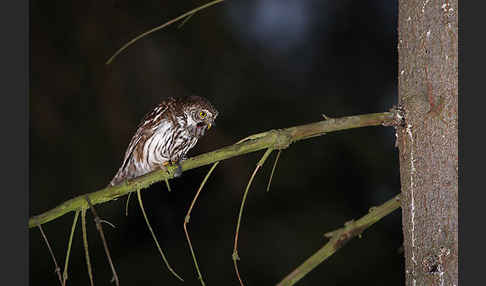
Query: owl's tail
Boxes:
[
  {"xmin": 108, "ymin": 174, "xmax": 121, "ymax": 187},
  {"xmin": 108, "ymin": 165, "xmax": 128, "ymax": 187}
]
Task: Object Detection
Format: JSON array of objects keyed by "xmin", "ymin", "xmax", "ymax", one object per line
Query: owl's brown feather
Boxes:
[{"xmin": 109, "ymin": 96, "xmax": 218, "ymax": 186}]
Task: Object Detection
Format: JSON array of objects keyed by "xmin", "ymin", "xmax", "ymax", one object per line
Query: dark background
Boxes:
[{"xmin": 29, "ymin": 0, "xmax": 402, "ymax": 285}]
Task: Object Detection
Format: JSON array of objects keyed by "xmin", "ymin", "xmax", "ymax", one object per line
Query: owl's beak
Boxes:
[{"xmin": 206, "ymin": 119, "xmax": 215, "ymax": 130}]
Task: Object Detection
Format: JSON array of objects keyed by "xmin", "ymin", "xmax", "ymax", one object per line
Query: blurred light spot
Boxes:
[{"xmin": 226, "ymin": 0, "xmax": 315, "ymax": 55}]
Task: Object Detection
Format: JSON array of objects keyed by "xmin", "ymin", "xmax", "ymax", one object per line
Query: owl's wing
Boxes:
[
  {"xmin": 117, "ymin": 103, "xmax": 170, "ymax": 174},
  {"xmin": 110, "ymin": 102, "xmax": 172, "ymax": 186},
  {"xmin": 118, "ymin": 132, "xmax": 143, "ymax": 171},
  {"xmin": 110, "ymin": 126, "xmax": 154, "ymax": 186}
]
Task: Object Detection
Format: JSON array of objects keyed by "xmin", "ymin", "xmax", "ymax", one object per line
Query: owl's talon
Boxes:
[{"xmin": 161, "ymin": 161, "xmax": 183, "ymax": 177}]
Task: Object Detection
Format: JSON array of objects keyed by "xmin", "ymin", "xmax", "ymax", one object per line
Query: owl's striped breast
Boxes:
[{"xmin": 142, "ymin": 118, "xmax": 198, "ymax": 168}]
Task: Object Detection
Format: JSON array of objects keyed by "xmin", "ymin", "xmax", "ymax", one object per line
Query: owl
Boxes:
[{"xmin": 109, "ymin": 96, "xmax": 218, "ymax": 186}]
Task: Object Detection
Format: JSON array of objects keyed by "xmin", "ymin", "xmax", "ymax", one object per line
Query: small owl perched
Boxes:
[{"xmin": 109, "ymin": 96, "xmax": 218, "ymax": 186}]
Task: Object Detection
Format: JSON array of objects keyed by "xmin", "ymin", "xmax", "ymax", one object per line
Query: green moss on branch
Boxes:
[
  {"xmin": 29, "ymin": 112, "xmax": 394, "ymax": 228},
  {"xmin": 276, "ymin": 194, "xmax": 401, "ymax": 286}
]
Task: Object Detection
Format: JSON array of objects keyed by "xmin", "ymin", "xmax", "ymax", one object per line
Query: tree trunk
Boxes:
[{"xmin": 397, "ymin": 0, "xmax": 458, "ymax": 285}]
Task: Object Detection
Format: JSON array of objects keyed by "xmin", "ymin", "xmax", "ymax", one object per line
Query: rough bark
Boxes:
[{"xmin": 397, "ymin": 0, "xmax": 458, "ymax": 285}]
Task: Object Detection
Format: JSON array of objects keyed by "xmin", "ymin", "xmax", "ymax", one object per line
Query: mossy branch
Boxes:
[
  {"xmin": 276, "ymin": 194, "xmax": 402, "ymax": 286},
  {"xmin": 29, "ymin": 111, "xmax": 396, "ymax": 229}
]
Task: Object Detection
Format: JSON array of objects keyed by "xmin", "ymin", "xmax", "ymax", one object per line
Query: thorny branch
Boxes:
[{"xmin": 29, "ymin": 111, "xmax": 398, "ymax": 228}]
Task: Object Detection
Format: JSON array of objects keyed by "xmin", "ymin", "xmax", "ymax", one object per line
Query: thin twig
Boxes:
[
  {"xmin": 233, "ymin": 148, "xmax": 274, "ymax": 286},
  {"xmin": 81, "ymin": 209, "xmax": 94, "ymax": 286},
  {"xmin": 136, "ymin": 190, "xmax": 184, "ymax": 281},
  {"xmin": 105, "ymin": 0, "xmax": 225, "ymax": 65},
  {"xmin": 99, "ymin": 219, "xmax": 116, "ymax": 229},
  {"xmin": 85, "ymin": 196, "xmax": 120, "ymax": 286},
  {"xmin": 321, "ymin": 114, "xmax": 332, "ymax": 120},
  {"xmin": 62, "ymin": 210, "xmax": 80, "ymax": 285},
  {"xmin": 184, "ymin": 161, "xmax": 220, "ymax": 285},
  {"xmin": 125, "ymin": 192, "xmax": 132, "ymax": 216},
  {"xmin": 276, "ymin": 194, "xmax": 401, "ymax": 286},
  {"xmin": 164, "ymin": 178, "xmax": 172, "ymax": 192},
  {"xmin": 177, "ymin": 13, "xmax": 195, "ymax": 29},
  {"xmin": 38, "ymin": 225, "xmax": 63, "ymax": 286},
  {"xmin": 266, "ymin": 149, "xmax": 282, "ymax": 192}
]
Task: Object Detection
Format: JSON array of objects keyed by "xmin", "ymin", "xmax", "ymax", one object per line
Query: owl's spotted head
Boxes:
[{"xmin": 180, "ymin": 96, "xmax": 219, "ymax": 137}]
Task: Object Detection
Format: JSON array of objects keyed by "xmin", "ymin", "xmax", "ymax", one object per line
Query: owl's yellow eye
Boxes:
[{"xmin": 199, "ymin": 111, "xmax": 207, "ymax": 119}]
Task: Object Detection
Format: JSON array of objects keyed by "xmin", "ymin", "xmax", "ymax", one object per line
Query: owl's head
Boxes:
[{"xmin": 181, "ymin": 96, "xmax": 219, "ymax": 137}]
